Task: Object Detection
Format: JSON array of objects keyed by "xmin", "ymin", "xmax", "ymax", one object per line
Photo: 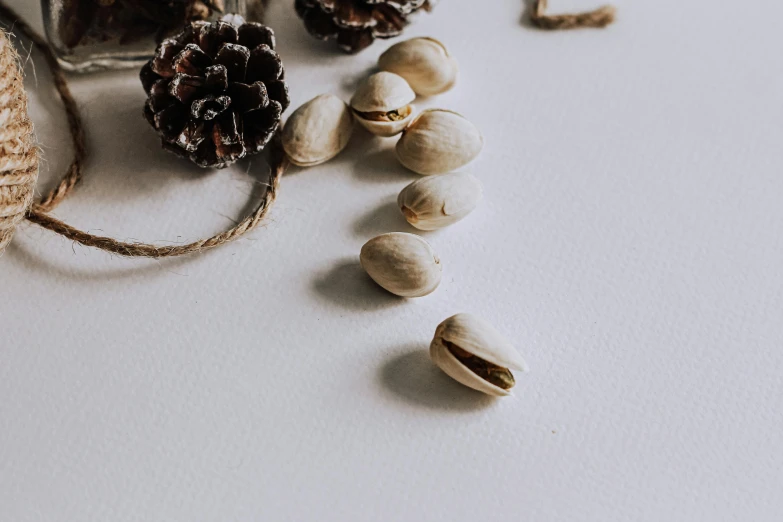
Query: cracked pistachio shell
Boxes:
[
  {"xmin": 350, "ymin": 72, "xmax": 416, "ymax": 137},
  {"xmin": 396, "ymin": 109, "xmax": 483, "ymax": 175},
  {"xmin": 378, "ymin": 37, "xmax": 458, "ymax": 96},
  {"xmin": 282, "ymin": 94, "xmax": 354, "ymax": 167},
  {"xmin": 430, "ymin": 313, "xmax": 528, "ymax": 397},
  {"xmin": 359, "ymin": 232, "xmax": 442, "ymax": 297},
  {"xmin": 397, "ymin": 172, "xmax": 483, "ymax": 230}
]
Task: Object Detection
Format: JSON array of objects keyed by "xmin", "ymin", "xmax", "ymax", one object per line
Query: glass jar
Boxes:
[{"xmin": 42, "ymin": 0, "xmax": 247, "ymax": 73}]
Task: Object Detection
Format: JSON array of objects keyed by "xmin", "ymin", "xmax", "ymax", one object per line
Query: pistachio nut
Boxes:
[
  {"xmin": 350, "ymin": 72, "xmax": 416, "ymax": 137},
  {"xmin": 282, "ymin": 94, "xmax": 354, "ymax": 167},
  {"xmin": 378, "ymin": 37, "xmax": 458, "ymax": 96},
  {"xmin": 359, "ymin": 232, "xmax": 442, "ymax": 297},
  {"xmin": 430, "ymin": 313, "xmax": 528, "ymax": 396},
  {"xmin": 396, "ymin": 109, "xmax": 483, "ymax": 175},
  {"xmin": 397, "ymin": 172, "xmax": 483, "ymax": 230}
]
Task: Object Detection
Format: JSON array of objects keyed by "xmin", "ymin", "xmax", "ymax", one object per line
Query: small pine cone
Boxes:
[
  {"xmin": 140, "ymin": 19, "xmax": 290, "ymax": 168},
  {"xmin": 294, "ymin": 0, "xmax": 434, "ymax": 53}
]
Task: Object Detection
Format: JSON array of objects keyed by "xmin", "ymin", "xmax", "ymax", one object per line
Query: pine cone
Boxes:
[
  {"xmin": 140, "ymin": 19, "xmax": 289, "ymax": 168},
  {"xmin": 294, "ymin": 0, "xmax": 434, "ymax": 53}
]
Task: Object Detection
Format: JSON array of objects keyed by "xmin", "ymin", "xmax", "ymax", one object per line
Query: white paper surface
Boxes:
[{"xmin": 2, "ymin": 0, "xmax": 782, "ymax": 520}]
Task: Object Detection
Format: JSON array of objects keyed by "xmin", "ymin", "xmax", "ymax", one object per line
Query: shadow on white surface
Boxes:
[
  {"xmin": 312, "ymin": 257, "xmax": 405, "ymax": 311},
  {"xmin": 519, "ymin": 0, "xmax": 537, "ymax": 28},
  {"xmin": 339, "ymin": 64, "xmax": 378, "ymax": 92},
  {"xmin": 34, "ymin": 77, "xmax": 217, "ymax": 204},
  {"xmin": 380, "ymin": 348, "xmax": 495, "ymax": 412},
  {"xmin": 352, "ymin": 197, "xmax": 419, "ymax": 238},
  {"xmin": 351, "ymin": 143, "xmax": 419, "ymax": 185}
]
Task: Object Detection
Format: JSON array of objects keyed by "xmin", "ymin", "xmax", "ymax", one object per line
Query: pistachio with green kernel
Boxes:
[
  {"xmin": 430, "ymin": 313, "xmax": 528, "ymax": 396},
  {"xmin": 350, "ymin": 72, "xmax": 416, "ymax": 137}
]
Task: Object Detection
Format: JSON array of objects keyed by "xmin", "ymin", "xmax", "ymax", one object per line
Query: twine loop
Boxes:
[{"xmin": 0, "ymin": 0, "xmax": 285, "ymax": 259}]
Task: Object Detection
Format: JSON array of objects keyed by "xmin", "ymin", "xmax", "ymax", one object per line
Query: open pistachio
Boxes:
[
  {"xmin": 282, "ymin": 94, "xmax": 354, "ymax": 167},
  {"xmin": 359, "ymin": 232, "xmax": 441, "ymax": 297},
  {"xmin": 430, "ymin": 313, "xmax": 528, "ymax": 396},
  {"xmin": 396, "ymin": 109, "xmax": 483, "ymax": 175},
  {"xmin": 398, "ymin": 172, "xmax": 483, "ymax": 230},
  {"xmin": 378, "ymin": 37, "xmax": 458, "ymax": 96},
  {"xmin": 350, "ymin": 72, "xmax": 416, "ymax": 137}
]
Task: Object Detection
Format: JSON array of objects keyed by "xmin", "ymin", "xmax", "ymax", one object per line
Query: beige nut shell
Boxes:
[
  {"xmin": 378, "ymin": 37, "xmax": 458, "ymax": 96},
  {"xmin": 397, "ymin": 172, "xmax": 483, "ymax": 230},
  {"xmin": 350, "ymin": 72, "xmax": 416, "ymax": 113},
  {"xmin": 360, "ymin": 232, "xmax": 442, "ymax": 298},
  {"xmin": 282, "ymin": 94, "xmax": 354, "ymax": 167},
  {"xmin": 396, "ymin": 109, "xmax": 483, "ymax": 175}
]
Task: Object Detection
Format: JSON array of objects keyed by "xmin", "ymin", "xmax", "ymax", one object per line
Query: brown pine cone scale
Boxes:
[
  {"xmin": 295, "ymin": 0, "xmax": 434, "ymax": 53},
  {"xmin": 141, "ymin": 19, "xmax": 289, "ymax": 168}
]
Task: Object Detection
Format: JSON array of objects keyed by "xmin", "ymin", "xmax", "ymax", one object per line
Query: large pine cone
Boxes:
[
  {"xmin": 294, "ymin": 0, "xmax": 434, "ymax": 53},
  {"xmin": 141, "ymin": 19, "xmax": 289, "ymax": 168}
]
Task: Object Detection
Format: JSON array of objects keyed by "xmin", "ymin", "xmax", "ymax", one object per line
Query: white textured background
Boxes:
[{"xmin": 2, "ymin": 0, "xmax": 782, "ymax": 520}]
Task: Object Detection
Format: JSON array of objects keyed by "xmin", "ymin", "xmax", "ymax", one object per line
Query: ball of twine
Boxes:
[{"xmin": 0, "ymin": 28, "xmax": 37, "ymax": 255}]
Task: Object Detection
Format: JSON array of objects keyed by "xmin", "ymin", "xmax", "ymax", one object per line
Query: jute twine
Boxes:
[
  {"xmin": 530, "ymin": 0, "xmax": 616, "ymax": 30},
  {"xmin": 0, "ymin": 0, "xmax": 287, "ymax": 259}
]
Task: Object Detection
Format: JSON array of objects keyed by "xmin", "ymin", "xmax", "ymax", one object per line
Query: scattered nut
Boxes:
[
  {"xmin": 350, "ymin": 72, "xmax": 416, "ymax": 137},
  {"xmin": 360, "ymin": 232, "xmax": 442, "ymax": 297},
  {"xmin": 398, "ymin": 172, "xmax": 483, "ymax": 230},
  {"xmin": 396, "ymin": 109, "xmax": 483, "ymax": 175},
  {"xmin": 282, "ymin": 94, "xmax": 354, "ymax": 167},
  {"xmin": 378, "ymin": 37, "xmax": 458, "ymax": 96},
  {"xmin": 430, "ymin": 313, "xmax": 528, "ymax": 396}
]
